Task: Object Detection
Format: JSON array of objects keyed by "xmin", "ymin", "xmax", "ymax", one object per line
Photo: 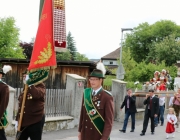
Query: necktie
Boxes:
[
  {"xmin": 150, "ymin": 98, "xmax": 152, "ymax": 110},
  {"xmin": 127, "ymin": 96, "xmax": 129, "ymax": 108},
  {"xmin": 92, "ymin": 91, "xmax": 96, "ymax": 96}
]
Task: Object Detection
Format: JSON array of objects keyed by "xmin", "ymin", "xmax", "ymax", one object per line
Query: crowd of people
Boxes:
[
  {"xmin": 1, "ymin": 63, "xmax": 180, "ymax": 140},
  {"xmin": 143, "ymin": 69, "xmax": 172, "ymax": 91},
  {"xmin": 119, "ymin": 88, "xmax": 180, "ymax": 139},
  {"xmin": 119, "ymin": 68, "xmax": 180, "ymax": 139}
]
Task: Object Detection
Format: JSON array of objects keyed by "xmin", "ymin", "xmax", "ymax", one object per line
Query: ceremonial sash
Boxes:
[
  {"xmin": 0, "ymin": 111, "xmax": 9, "ymax": 129},
  {"xmin": 84, "ymin": 88, "xmax": 110, "ymax": 140}
]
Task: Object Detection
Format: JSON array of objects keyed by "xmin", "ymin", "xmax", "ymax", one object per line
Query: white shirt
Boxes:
[
  {"xmin": 159, "ymin": 97, "xmax": 165, "ymax": 106},
  {"xmin": 92, "ymin": 86, "xmax": 102, "ymax": 96},
  {"xmin": 169, "ymin": 97, "xmax": 174, "ymax": 106},
  {"xmin": 167, "ymin": 114, "xmax": 177, "ymax": 124}
]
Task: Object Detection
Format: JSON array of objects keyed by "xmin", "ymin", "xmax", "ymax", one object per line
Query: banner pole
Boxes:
[{"xmin": 15, "ymin": 84, "xmax": 28, "ymax": 140}]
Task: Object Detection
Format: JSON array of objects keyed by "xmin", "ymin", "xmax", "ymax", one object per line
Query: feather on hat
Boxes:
[
  {"xmin": 96, "ymin": 61, "xmax": 106, "ymax": 76},
  {"xmin": 0, "ymin": 65, "xmax": 12, "ymax": 75}
]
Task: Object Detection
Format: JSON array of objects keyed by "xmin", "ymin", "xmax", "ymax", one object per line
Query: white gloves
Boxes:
[{"xmin": 15, "ymin": 121, "xmax": 18, "ymax": 131}]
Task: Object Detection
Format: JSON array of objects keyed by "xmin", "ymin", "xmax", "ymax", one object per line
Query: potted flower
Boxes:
[{"xmin": 134, "ymin": 81, "xmax": 139, "ymax": 92}]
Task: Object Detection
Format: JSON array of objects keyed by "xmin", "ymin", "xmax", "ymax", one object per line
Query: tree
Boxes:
[
  {"xmin": 154, "ymin": 34, "xmax": 180, "ymax": 66},
  {"xmin": 0, "ymin": 17, "xmax": 25, "ymax": 58},
  {"xmin": 122, "ymin": 47, "xmax": 137, "ymax": 76},
  {"xmin": 75, "ymin": 52, "xmax": 89, "ymax": 61},
  {"xmin": 124, "ymin": 61, "xmax": 177, "ymax": 83},
  {"xmin": 125, "ymin": 20, "xmax": 180, "ymax": 63},
  {"xmin": 67, "ymin": 31, "xmax": 77, "ymax": 60},
  {"xmin": 56, "ymin": 51, "xmax": 71, "ymax": 61},
  {"xmin": 20, "ymin": 42, "xmax": 33, "ymax": 59}
]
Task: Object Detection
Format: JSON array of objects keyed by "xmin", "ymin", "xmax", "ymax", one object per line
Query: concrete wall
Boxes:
[
  {"xmin": 65, "ymin": 74, "xmax": 86, "ymax": 127},
  {"xmin": 111, "ymin": 79, "xmax": 127, "ymax": 122}
]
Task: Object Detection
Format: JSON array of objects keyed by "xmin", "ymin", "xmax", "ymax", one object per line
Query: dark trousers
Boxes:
[
  {"xmin": 0, "ymin": 129, "xmax": 6, "ymax": 140},
  {"xmin": 142, "ymin": 109, "xmax": 155, "ymax": 133},
  {"xmin": 19, "ymin": 115, "xmax": 45, "ymax": 140},
  {"xmin": 122, "ymin": 109, "xmax": 135, "ymax": 130},
  {"xmin": 154, "ymin": 106, "xmax": 164, "ymax": 124}
]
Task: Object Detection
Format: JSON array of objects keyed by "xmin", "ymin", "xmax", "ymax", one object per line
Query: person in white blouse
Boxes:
[
  {"xmin": 165, "ymin": 108, "xmax": 177, "ymax": 139},
  {"xmin": 169, "ymin": 97, "xmax": 174, "ymax": 107}
]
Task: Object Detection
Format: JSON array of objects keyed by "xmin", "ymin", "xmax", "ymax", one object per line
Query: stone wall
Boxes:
[{"xmin": 111, "ymin": 79, "xmax": 127, "ymax": 122}]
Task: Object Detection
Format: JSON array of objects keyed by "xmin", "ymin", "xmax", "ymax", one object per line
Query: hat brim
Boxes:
[
  {"xmin": 0, "ymin": 72, "xmax": 5, "ymax": 75},
  {"xmin": 88, "ymin": 75, "xmax": 105, "ymax": 79}
]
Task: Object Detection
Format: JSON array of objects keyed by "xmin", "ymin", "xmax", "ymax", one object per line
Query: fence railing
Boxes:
[
  {"xmin": 45, "ymin": 89, "xmax": 72, "ymax": 117},
  {"xmin": 14, "ymin": 88, "xmax": 72, "ymax": 119}
]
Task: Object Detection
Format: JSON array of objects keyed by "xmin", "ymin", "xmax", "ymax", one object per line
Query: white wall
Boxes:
[{"xmin": 102, "ymin": 60, "xmax": 118, "ymax": 65}]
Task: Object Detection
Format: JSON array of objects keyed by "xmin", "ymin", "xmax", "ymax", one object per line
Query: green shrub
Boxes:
[
  {"xmin": 124, "ymin": 61, "xmax": 177, "ymax": 82},
  {"xmin": 103, "ymin": 75, "xmax": 116, "ymax": 86}
]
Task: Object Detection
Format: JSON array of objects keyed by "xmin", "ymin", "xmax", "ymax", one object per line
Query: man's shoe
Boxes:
[
  {"xmin": 140, "ymin": 132, "xmax": 145, "ymax": 136},
  {"xmin": 154, "ymin": 124, "xmax": 158, "ymax": 127},
  {"xmin": 130, "ymin": 130, "xmax": 134, "ymax": 132},
  {"xmin": 151, "ymin": 132, "xmax": 154, "ymax": 135},
  {"xmin": 160, "ymin": 123, "xmax": 163, "ymax": 126},
  {"xmin": 119, "ymin": 130, "xmax": 126, "ymax": 133}
]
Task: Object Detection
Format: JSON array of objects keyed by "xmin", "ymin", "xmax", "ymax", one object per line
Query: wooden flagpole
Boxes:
[{"xmin": 15, "ymin": 84, "xmax": 28, "ymax": 140}]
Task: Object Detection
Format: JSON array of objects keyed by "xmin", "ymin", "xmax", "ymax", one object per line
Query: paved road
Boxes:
[{"xmin": 7, "ymin": 116, "xmax": 180, "ymax": 140}]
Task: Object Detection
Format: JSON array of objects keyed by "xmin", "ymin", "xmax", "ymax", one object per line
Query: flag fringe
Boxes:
[
  {"xmin": 33, "ymin": 76, "xmax": 49, "ymax": 86},
  {"xmin": 28, "ymin": 66, "xmax": 57, "ymax": 73}
]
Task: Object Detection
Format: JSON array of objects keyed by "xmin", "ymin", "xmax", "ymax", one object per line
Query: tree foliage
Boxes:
[
  {"xmin": 20, "ymin": 42, "xmax": 33, "ymax": 59},
  {"xmin": 67, "ymin": 31, "xmax": 77, "ymax": 60},
  {"xmin": 75, "ymin": 52, "xmax": 89, "ymax": 61},
  {"xmin": 56, "ymin": 51, "xmax": 71, "ymax": 61},
  {"xmin": 154, "ymin": 34, "xmax": 180, "ymax": 66},
  {"xmin": 0, "ymin": 17, "xmax": 24, "ymax": 58},
  {"xmin": 125, "ymin": 20, "xmax": 180, "ymax": 64},
  {"xmin": 124, "ymin": 61, "xmax": 177, "ymax": 83},
  {"xmin": 122, "ymin": 47, "xmax": 137, "ymax": 74}
]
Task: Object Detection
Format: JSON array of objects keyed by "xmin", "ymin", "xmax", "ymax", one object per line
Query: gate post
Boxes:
[
  {"xmin": 111, "ymin": 79, "xmax": 127, "ymax": 122},
  {"xmin": 66, "ymin": 74, "xmax": 86, "ymax": 127}
]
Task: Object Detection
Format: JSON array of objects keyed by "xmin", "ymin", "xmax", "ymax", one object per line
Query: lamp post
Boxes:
[{"xmin": 116, "ymin": 28, "xmax": 133, "ymax": 80}]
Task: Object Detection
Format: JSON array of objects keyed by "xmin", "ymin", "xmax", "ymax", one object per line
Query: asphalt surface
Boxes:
[{"xmin": 7, "ymin": 115, "xmax": 180, "ymax": 140}]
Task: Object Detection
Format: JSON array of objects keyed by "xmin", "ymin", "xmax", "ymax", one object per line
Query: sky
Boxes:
[{"xmin": 0, "ymin": 0, "xmax": 180, "ymax": 59}]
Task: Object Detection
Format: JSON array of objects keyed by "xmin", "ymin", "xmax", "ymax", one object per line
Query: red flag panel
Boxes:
[{"xmin": 28, "ymin": 0, "xmax": 57, "ymax": 71}]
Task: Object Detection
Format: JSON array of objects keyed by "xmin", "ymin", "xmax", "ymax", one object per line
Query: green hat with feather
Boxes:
[{"xmin": 88, "ymin": 61, "xmax": 106, "ymax": 79}]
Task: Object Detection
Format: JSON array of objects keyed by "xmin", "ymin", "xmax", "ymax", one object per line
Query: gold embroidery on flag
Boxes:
[
  {"xmin": 34, "ymin": 42, "xmax": 52, "ymax": 64},
  {"xmin": 41, "ymin": 14, "xmax": 47, "ymax": 20}
]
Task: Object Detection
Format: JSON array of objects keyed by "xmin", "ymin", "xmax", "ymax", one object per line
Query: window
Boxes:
[{"xmin": 109, "ymin": 61, "xmax": 113, "ymax": 64}]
